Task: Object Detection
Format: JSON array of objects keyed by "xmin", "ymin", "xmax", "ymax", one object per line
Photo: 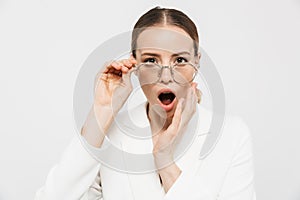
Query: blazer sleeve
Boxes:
[
  {"xmin": 34, "ymin": 135, "xmax": 103, "ymax": 200},
  {"xmin": 163, "ymin": 117, "xmax": 256, "ymax": 200},
  {"xmin": 216, "ymin": 118, "xmax": 256, "ymax": 200}
]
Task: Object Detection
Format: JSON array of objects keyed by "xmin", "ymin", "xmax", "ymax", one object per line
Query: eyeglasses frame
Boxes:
[{"xmin": 133, "ymin": 62, "xmax": 200, "ymax": 85}]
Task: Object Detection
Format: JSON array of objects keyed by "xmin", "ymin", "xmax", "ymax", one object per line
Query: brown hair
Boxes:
[{"xmin": 131, "ymin": 6, "xmax": 199, "ymax": 58}]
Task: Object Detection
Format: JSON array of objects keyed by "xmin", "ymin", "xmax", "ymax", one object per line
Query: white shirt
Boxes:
[{"xmin": 34, "ymin": 102, "xmax": 256, "ymax": 200}]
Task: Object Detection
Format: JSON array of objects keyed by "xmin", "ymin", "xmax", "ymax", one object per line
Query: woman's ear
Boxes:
[{"xmin": 195, "ymin": 52, "xmax": 201, "ymax": 65}]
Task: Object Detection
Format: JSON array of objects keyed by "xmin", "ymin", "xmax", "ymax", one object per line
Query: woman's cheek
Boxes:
[
  {"xmin": 176, "ymin": 86, "xmax": 189, "ymax": 100},
  {"xmin": 141, "ymin": 85, "xmax": 156, "ymax": 103}
]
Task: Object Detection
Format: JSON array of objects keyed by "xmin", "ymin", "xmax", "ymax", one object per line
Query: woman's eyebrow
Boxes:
[
  {"xmin": 171, "ymin": 51, "xmax": 191, "ymax": 56},
  {"xmin": 141, "ymin": 53, "xmax": 160, "ymax": 57},
  {"xmin": 140, "ymin": 51, "xmax": 191, "ymax": 57}
]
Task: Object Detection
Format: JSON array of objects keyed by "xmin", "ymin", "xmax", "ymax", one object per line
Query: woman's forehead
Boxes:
[{"xmin": 136, "ymin": 26, "xmax": 194, "ymax": 55}]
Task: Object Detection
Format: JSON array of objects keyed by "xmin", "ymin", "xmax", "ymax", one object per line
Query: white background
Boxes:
[{"xmin": 0, "ymin": 0, "xmax": 299, "ymax": 199}]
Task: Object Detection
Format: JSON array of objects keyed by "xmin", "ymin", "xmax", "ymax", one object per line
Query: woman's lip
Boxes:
[
  {"xmin": 157, "ymin": 97, "xmax": 177, "ymax": 112},
  {"xmin": 156, "ymin": 88, "xmax": 177, "ymax": 112},
  {"xmin": 157, "ymin": 88, "xmax": 176, "ymax": 97}
]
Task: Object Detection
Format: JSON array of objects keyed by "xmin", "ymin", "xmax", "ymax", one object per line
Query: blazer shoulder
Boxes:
[
  {"xmin": 223, "ymin": 114, "xmax": 252, "ymax": 143},
  {"xmin": 202, "ymin": 114, "xmax": 253, "ymax": 160},
  {"xmin": 212, "ymin": 114, "xmax": 253, "ymax": 160}
]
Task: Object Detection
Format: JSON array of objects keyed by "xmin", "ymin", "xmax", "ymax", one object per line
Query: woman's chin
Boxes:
[
  {"xmin": 148, "ymin": 97, "xmax": 178, "ymax": 118},
  {"xmin": 166, "ymin": 99, "xmax": 178, "ymax": 118},
  {"xmin": 158, "ymin": 97, "xmax": 177, "ymax": 113}
]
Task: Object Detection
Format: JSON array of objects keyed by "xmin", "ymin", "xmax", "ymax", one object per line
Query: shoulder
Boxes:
[
  {"xmin": 201, "ymin": 113, "xmax": 253, "ymax": 164},
  {"xmin": 222, "ymin": 114, "xmax": 252, "ymax": 149}
]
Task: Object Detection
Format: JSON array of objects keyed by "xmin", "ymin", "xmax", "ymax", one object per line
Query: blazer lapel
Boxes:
[{"xmin": 100, "ymin": 102, "xmax": 212, "ymax": 200}]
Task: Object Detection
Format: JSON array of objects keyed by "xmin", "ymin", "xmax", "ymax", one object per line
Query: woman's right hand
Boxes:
[
  {"xmin": 81, "ymin": 56, "xmax": 137, "ymax": 148},
  {"xmin": 94, "ymin": 56, "xmax": 137, "ymax": 113}
]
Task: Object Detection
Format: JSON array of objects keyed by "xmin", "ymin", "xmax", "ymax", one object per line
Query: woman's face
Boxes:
[{"xmin": 135, "ymin": 25, "xmax": 200, "ymax": 118}]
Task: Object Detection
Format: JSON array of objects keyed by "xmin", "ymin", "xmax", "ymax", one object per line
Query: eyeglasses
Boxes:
[{"xmin": 134, "ymin": 62, "xmax": 199, "ymax": 85}]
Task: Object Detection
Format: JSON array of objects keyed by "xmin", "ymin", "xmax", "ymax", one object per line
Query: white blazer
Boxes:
[{"xmin": 35, "ymin": 102, "xmax": 256, "ymax": 200}]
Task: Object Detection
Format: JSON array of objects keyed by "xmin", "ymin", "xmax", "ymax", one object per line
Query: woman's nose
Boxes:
[{"xmin": 158, "ymin": 66, "xmax": 173, "ymax": 84}]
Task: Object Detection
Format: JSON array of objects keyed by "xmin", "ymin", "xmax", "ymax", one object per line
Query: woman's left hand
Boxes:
[{"xmin": 152, "ymin": 83, "xmax": 200, "ymax": 169}]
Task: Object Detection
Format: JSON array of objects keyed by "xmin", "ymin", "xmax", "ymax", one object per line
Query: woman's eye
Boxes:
[
  {"xmin": 143, "ymin": 58, "xmax": 156, "ymax": 63},
  {"xmin": 176, "ymin": 57, "xmax": 188, "ymax": 63}
]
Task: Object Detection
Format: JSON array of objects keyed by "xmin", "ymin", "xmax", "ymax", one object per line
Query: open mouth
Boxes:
[{"xmin": 158, "ymin": 91, "xmax": 176, "ymax": 105}]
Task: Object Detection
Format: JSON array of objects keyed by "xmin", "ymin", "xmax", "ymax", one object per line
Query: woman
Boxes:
[{"xmin": 35, "ymin": 7, "xmax": 256, "ymax": 200}]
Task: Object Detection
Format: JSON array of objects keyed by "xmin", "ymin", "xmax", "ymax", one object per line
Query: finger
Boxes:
[
  {"xmin": 129, "ymin": 58, "xmax": 137, "ymax": 65},
  {"xmin": 120, "ymin": 58, "xmax": 137, "ymax": 72},
  {"xmin": 104, "ymin": 61, "xmax": 129, "ymax": 73},
  {"xmin": 102, "ymin": 62, "xmax": 119, "ymax": 75},
  {"xmin": 191, "ymin": 82, "xmax": 202, "ymax": 103},
  {"xmin": 167, "ymin": 98, "xmax": 184, "ymax": 133},
  {"xmin": 191, "ymin": 87, "xmax": 197, "ymax": 112},
  {"xmin": 113, "ymin": 61, "xmax": 128, "ymax": 73},
  {"xmin": 106, "ymin": 60, "xmax": 133, "ymax": 80},
  {"xmin": 191, "ymin": 82, "xmax": 197, "ymax": 88},
  {"xmin": 109, "ymin": 61, "xmax": 122, "ymax": 71},
  {"xmin": 94, "ymin": 61, "xmax": 124, "ymax": 88},
  {"xmin": 196, "ymin": 88, "xmax": 202, "ymax": 104},
  {"xmin": 181, "ymin": 87, "xmax": 196, "ymax": 126},
  {"xmin": 189, "ymin": 83, "xmax": 197, "ymax": 105},
  {"xmin": 191, "ymin": 84, "xmax": 197, "ymax": 105},
  {"xmin": 96, "ymin": 59, "xmax": 135, "ymax": 86},
  {"xmin": 95, "ymin": 62, "xmax": 113, "ymax": 86},
  {"xmin": 129, "ymin": 54, "xmax": 137, "ymax": 64},
  {"xmin": 121, "ymin": 66, "xmax": 135, "ymax": 86},
  {"xmin": 184, "ymin": 86, "xmax": 193, "ymax": 108},
  {"xmin": 106, "ymin": 61, "xmax": 128, "ymax": 76},
  {"xmin": 120, "ymin": 59, "xmax": 134, "ymax": 68}
]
